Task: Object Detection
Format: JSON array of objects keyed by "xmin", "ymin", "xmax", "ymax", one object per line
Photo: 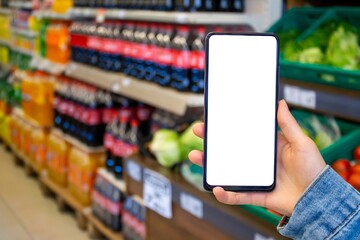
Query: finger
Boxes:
[
  {"xmin": 213, "ymin": 187, "xmax": 266, "ymax": 207},
  {"xmin": 277, "ymin": 131, "xmax": 287, "ymax": 150},
  {"xmin": 277, "ymin": 100, "xmax": 307, "ymax": 145},
  {"xmin": 193, "ymin": 122, "xmax": 204, "ymax": 139},
  {"xmin": 188, "ymin": 150, "xmax": 203, "ymax": 167}
]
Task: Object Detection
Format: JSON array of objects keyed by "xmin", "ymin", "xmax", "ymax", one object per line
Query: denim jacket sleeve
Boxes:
[{"xmin": 277, "ymin": 165, "xmax": 360, "ymax": 240}]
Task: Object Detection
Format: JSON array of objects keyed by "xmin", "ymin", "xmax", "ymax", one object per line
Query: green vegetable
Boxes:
[
  {"xmin": 298, "ymin": 47, "xmax": 324, "ymax": 64},
  {"xmin": 326, "ymin": 26, "xmax": 360, "ymax": 70},
  {"xmin": 149, "ymin": 129, "xmax": 181, "ymax": 168},
  {"xmin": 179, "ymin": 121, "xmax": 203, "ymax": 160}
]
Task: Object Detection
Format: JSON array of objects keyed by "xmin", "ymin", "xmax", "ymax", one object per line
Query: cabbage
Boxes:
[
  {"xmin": 179, "ymin": 121, "xmax": 203, "ymax": 160},
  {"xmin": 149, "ymin": 129, "xmax": 181, "ymax": 168},
  {"xmin": 299, "ymin": 47, "xmax": 324, "ymax": 64},
  {"xmin": 326, "ymin": 26, "xmax": 360, "ymax": 70}
]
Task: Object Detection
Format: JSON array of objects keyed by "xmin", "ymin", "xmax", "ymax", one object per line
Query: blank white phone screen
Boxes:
[{"xmin": 206, "ymin": 34, "xmax": 278, "ymax": 187}]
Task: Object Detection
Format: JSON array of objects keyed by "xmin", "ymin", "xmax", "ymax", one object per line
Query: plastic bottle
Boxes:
[
  {"xmin": 143, "ymin": 23, "xmax": 159, "ymax": 82},
  {"xmin": 109, "ymin": 187, "xmax": 124, "ymax": 231},
  {"xmin": 30, "ymin": 128, "xmax": 47, "ymax": 171},
  {"xmin": 170, "ymin": 26, "xmax": 192, "ymax": 92},
  {"xmin": 130, "ymin": 23, "xmax": 149, "ymax": 79},
  {"xmin": 190, "ymin": 26, "xmax": 205, "ymax": 93},
  {"xmin": 68, "ymin": 147, "xmax": 105, "ymax": 205},
  {"xmin": 46, "ymin": 132, "xmax": 69, "ymax": 187},
  {"xmin": 122, "ymin": 22, "xmax": 136, "ymax": 76},
  {"xmin": 153, "ymin": 24, "xmax": 174, "ymax": 87}
]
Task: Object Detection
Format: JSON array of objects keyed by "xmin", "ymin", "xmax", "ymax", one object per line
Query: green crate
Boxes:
[
  {"xmin": 239, "ymin": 110, "xmax": 360, "ymax": 226},
  {"xmin": 279, "ymin": 7, "xmax": 360, "ymax": 90},
  {"xmin": 268, "ymin": 7, "xmax": 325, "ymax": 35}
]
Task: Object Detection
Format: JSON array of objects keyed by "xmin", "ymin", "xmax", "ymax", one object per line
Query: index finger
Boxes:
[{"xmin": 193, "ymin": 122, "xmax": 204, "ymax": 139}]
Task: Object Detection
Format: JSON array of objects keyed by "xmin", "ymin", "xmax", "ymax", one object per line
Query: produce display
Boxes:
[
  {"xmin": 331, "ymin": 145, "xmax": 360, "ymax": 190},
  {"xmin": 278, "ymin": 20, "xmax": 360, "ymax": 70},
  {"xmin": 292, "ymin": 110, "xmax": 341, "ymax": 150}
]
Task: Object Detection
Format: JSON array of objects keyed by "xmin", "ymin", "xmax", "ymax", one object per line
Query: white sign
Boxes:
[
  {"xmin": 180, "ymin": 192, "xmax": 203, "ymax": 219},
  {"xmin": 284, "ymin": 85, "xmax": 316, "ymax": 109},
  {"xmin": 143, "ymin": 169, "xmax": 172, "ymax": 219},
  {"xmin": 127, "ymin": 160, "xmax": 141, "ymax": 182}
]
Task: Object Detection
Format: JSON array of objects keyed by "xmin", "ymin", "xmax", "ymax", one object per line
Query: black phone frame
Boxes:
[{"xmin": 203, "ymin": 32, "xmax": 279, "ymax": 192}]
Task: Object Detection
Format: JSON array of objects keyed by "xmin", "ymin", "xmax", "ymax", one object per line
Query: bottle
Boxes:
[
  {"xmin": 190, "ymin": 26, "xmax": 205, "ymax": 93},
  {"xmin": 171, "ymin": 26, "xmax": 192, "ymax": 92},
  {"xmin": 143, "ymin": 23, "xmax": 159, "ymax": 82},
  {"xmin": 136, "ymin": 103, "xmax": 153, "ymax": 144},
  {"xmin": 157, "ymin": 0, "xmax": 174, "ymax": 10},
  {"xmin": 131, "ymin": 23, "xmax": 149, "ymax": 79},
  {"xmin": 122, "ymin": 22, "xmax": 136, "ymax": 76},
  {"xmin": 104, "ymin": 180, "xmax": 113, "ymax": 228},
  {"xmin": 109, "ymin": 187, "xmax": 123, "ymax": 231},
  {"xmin": 153, "ymin": 25, "xmax": 174, "ymax": 87},
  {"xmin": 98, "ymin": 24, "xmax": 113, "ymax": 71},
  {"xmin": 190, "ymin": 0, "xmax": 202, "ymax": 11},
  {"xmin": 218, "ymin": 0, "xmax": 231, "ymax": 11},
  {"xmin": 123, "ymin": 119, "xmax": 139, "ymax": 158},
  {"xmin": 203, "ymin": 0, "xmax": 217, "ymax": 11},
  {"xmin": 122, "ymin": 197, "xmax": 133, "ymax": 239}
]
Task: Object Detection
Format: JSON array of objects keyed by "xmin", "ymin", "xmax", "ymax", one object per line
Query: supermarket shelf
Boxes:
[
  {"xmin": 280, "ymin": 78, "xmax": 360, "ymax": 123},
  {"xmin": 69, "ymin": 0, "xmax": 282, "ymax": 31},
  {"xmin": 30, "ymin": 55, "xmax": 66, "ymax": 75},
  {"xmin": 11, "ymin": 45, "xmax": 34, "ymax": 56},
  {"xmin": 65, "ymin": 62, "xmax": 204, "ymax": 116},
  {"xmin": 8, "ymin": 143, "xmax": 40, "ymax": 174},
  {"xmin": 9, "ymin": 1, "xmax": 32, "ymax": 9},
  {"xmin": 11, "ymin": 27, "xmax": 38, "ymax": 38},
  {"xmin": 97, "ymin": 168, "xmax": 126, "ymax": 192},
  {"xmin": 40, "ymin": 170, "xmax": 91, "ymax": 215},
  {"xmin": 33, "ymin": 10, "xmax": 72, "ymax": 20},
  {"xmin": 0, "ymin": 38, "xmax": 11, "ymax": 47},
  {"xmin": 0, "ymin": 8, "xmax": 11, "ymax": 15},
  {"xmin": 52, "ymin": 128, "xmax": 106, "ymax": 154},
  {"xmin": 87, "ymin": 213, "xmax": 123, "ymax": 240},
  {"xmin": 124, "ymin": 156, "xmax": 285, "ymax": 239}
]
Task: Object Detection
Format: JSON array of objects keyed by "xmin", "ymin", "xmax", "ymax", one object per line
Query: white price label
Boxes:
[
  {"xmin": 143, "ymin": 169, "xmax": 172, "ymax": 219},
  {"xmin": 127, "ymin": 160, "xmax": 141, "ymax": 182},
  {"xmin": 284, "ymin": 85, "xmax": 316, "ymax": 109},
  {"xmin": 96, "ymin": 9, "xmax": 106, "ymax": 23},
  {"xmin": 180, "ymin": 192, "xmax": 203, "ymax": 219}
]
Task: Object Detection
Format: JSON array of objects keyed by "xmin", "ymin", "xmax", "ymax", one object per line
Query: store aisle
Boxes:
[{"xmin": 0, "ymin": 145, "xmax": 91, "ymax": 240}]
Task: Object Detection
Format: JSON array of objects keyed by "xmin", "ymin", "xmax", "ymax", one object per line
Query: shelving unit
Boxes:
[
  {"xmin": 280, "ymin": 78, "xmax": 360, "ymax": 123},
  {"xmin": 8, "ymin": 143, "xmax": 40, "ymax": 175},
  {"xmin": 33, "ymin": 10, "xmax": 72, "ymax": 20},
  {"xmin": 10, "ymin": 27, "xmax": 38, "ymax": 38},
  {"xmin": 30, "ymin": 55, "xmax": 67, "ymax": 75},
  {"xmin": 52, "ymin": 128, "xmax": 105, "ymax": 154},
  {"xmin": 0, "ymin": 8, "xmax": 11, "ymax": 15},
  {"xmin": 69, "ymin": 0, "xmax": 282, "ymax": 31},
  {"xmin": 0, "ymin": 38, "xmax": 12, "ymax": 47},
  {"xmin": 9, "ymin": 1, "xmax": 33, "ymax": 9},
  {"xmin": 87, "ymin": 213, "xmax": 124, "ymax": 240},
  {"xmin": 124, "ymin": 156, "xmax": 285, "ymax": 240},
  {"xmin": 65, "ymin": 62, "xmax": 204, "ymax": 116}
]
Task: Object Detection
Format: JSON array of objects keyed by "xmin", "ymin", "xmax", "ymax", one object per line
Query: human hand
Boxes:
[{"xmin": 189, "ymin": 100, "xmax": 326, "ymax": 216}]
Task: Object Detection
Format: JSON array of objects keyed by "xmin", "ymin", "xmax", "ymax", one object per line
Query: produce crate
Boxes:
[
  {"xmin": 278, "ymin": 8, "xmax": 360, "ymax": 90},
  {"xmin": 241, "ymin": 110, "xmax": 360, "ymax": 226}
]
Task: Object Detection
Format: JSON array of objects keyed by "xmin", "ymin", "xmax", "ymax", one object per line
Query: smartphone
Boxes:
[{"xmin": 204, "ymin": 33, "xmax": 279, "ymax": 192}]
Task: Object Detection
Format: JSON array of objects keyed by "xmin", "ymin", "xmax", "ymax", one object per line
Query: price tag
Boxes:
[
  {"xmin": 143, "ymin": 168, "xmax": 172, "ymax": 219},
  {"xmin": 284, "ymin": 85, "xmax": 316, "ymax": 109},
  {"xmin": 180, "ymin": 192, "xmax": 203, "ymax": 219},
  {"xmin": 127, "ymin": 160, "xmax": 142, "ymax": 182}
]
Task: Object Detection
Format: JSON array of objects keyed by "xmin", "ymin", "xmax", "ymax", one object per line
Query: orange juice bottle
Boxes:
[
  {"xmin": 20, "ymin": 121, "xmax": 32, "ymax": 154},
  {"xmin": 30, "ymin": 128, "xmax": 47, "ymax": 171},
  {"xmin": 21, "ymin": 74, "xmax": 35, "ymax": 118},
  {"xmin": 33, "ymin": 75, "xmax": 54, "ymax": 127},
  {"xmin": 52, "ymin": 0, "xmax": 73, "ymax": 13},
  {"xmin": 46, "ymin": 24, "xmax": 69, "ymax": 64},
  {"xmin": 46, "ymin": 132, "xmax": 69, "ymax": 187},
  {"xmin": 10, "ymin": 115, "xmax": 21, "ymax": 149},
  {"xmin": 68, "ymin": 147, "xmax": 105, "ymax": 205}
]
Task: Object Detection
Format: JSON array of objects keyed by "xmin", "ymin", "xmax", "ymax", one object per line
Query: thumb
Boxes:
[{"xmin": 277, "ymin": 100, "xmax": 307, "ymax": 145}]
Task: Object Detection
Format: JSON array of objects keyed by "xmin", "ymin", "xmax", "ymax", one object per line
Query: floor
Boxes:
[{"xmin": 0, "ymin": 143, "xmax": 91, "ymax": 240}]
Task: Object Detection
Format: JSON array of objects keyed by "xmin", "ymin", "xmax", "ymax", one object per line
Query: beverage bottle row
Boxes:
[
  {"xmin": 54, "ymin": 77, "xmax": 125, "ymax": 147},
  {"xmin": 92, "ymin": 173, "xmax": 126, "ymax": 231},
  {"xmin": 69, "ymin": 22, "xmax": 205, "ymax": 93},
  {"xmin": 104, "ymin": 102, "xmax": 153, "ymax": 179},
  {"xmin": 73, "ymin": 0, "xmax": 244, "ymax": 12},
  {"xmin": 122, "ymin": 196, "xmax": 146, "ymax": 240}
]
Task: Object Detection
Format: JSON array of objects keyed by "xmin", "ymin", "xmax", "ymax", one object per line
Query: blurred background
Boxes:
[{"xmin": 0, "ymin": 0, "xmax": 360, "ymax": 239}]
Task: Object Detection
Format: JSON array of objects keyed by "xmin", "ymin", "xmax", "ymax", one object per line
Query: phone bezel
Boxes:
[{"xmin": 203, "ymin": 32, "xmax": 279, "ymax": 192}]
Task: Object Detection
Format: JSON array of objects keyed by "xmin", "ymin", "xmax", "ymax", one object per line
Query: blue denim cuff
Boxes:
[{"xmin": 277, "ymin": 165, "xmax": 360, "ymax": 239}]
